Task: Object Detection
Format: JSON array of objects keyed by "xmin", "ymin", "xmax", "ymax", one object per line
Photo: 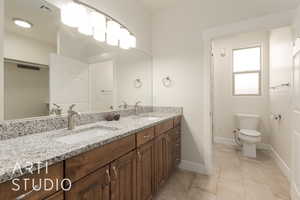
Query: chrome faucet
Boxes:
[
  {"xmin": 50, "ymin": 104, "xmax": 62, "ymax": 116},
  {"xmin": 134, "ymin": 101, "xmax": 142, "ymax": 115},
  {"xmin": 67, "ymin": 104, "xmax": 80, "ymax": 130},
  {"xmin": 119, "ymin": 101, "xmax": 128, "ymax": 109}
]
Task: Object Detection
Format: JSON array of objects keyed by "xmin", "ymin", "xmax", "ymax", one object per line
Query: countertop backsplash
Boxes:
[{"xmin": 0, "ymin": 106, "xmax": 182, "ymax": 140}]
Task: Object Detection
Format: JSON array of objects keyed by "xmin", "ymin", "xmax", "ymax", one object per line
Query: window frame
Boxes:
[{"xmin": 232, "ymin": 45, "xmax": 262, "ymax": 96}]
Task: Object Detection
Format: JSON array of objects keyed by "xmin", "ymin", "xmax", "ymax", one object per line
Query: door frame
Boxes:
[{"xmin": 202, "ymin": 11, "xmax": 294, "ymax": 174}]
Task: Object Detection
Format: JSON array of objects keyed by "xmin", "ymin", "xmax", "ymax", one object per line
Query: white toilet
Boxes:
[{"xmin": 235, "ymin": 114, "xmax": 262, "ymax": 158}]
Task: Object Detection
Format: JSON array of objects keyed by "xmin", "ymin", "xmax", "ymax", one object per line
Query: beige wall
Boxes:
[
  {"xmin": 212, "ymin": 31, "xmax": 271, "ymax": 144},
  {"xmin": 4, "ymin": 62, "xmax": 49, "ymax": 120},
  {"xmin": 269, "ymin": 27, "xmax": 293, "ymax": 167}
]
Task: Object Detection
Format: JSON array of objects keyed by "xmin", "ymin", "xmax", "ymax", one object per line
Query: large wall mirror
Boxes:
[{"xmin": 2, "ymin": 0, "xmax": 153, "ymax": 120}]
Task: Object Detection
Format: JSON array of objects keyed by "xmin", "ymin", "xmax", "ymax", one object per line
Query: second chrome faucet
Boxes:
[
  {"xmin": 134, "ymin": 101, "xmax": 142, "ymax": 115},
  {"xmin": 67, "ymin": 104, "xmax": 80, "ymax": 130}
]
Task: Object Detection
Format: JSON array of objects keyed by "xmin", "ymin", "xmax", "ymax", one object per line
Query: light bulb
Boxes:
[
  {"xmin": 120, "ymin": 28, "xmax": 130, "ymax": 49},
  {"xmin": 129, "ymin": 35, "xmax": 136, "ymax": 48},
  {"xmin": 94, "ymin": 28, "xmax": 106, "ymax": 42},
  {"xmin": 78, "ymin": 8, "xmax": 93, "ymax": 36},
  {"xmin": 106, "ymin": 20, "xmax": 120, "ymax": 46},
  {"xmin": 61, "ymin": 2, "xmax": 84, "ymax": 28},
  {"xmin": 91, "ymin": 12, "xmax": 106, "ymax": 30}
]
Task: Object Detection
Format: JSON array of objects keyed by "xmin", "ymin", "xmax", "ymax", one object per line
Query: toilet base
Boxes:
[{"xmin": 242, "ymin": 143, "xmax": 257, "ymax": 158}]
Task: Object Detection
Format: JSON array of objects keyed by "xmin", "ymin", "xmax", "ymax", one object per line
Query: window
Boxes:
[{"xmin": 233, "ymin": 46, "xmax": 261, "ymax": 96}]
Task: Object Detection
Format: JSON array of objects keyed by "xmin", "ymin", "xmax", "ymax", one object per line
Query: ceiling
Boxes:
[
  {"xmin": 139, "ymin": 0, "xmax": 180, "ymax": 13},
  {"xmin": 5, "ymin": 0, "xmax": 61, "ymax": 45},
  {"xmin": 140, "ymin": 0, "xmax": 300, "ymax": 15}
]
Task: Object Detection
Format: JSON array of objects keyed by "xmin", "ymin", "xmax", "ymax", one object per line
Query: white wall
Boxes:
[
  {"xmin": 152, "ymin": 13, "xmax": 205, "ymax": 166},
  {"xmin": 49, "ymin": 54, "xmax": 90, "ymax": 113},
  {"xmin": 90, "ymin": 61, "xmax": 114, "ymax": 112},
  {"xmin": 0, "ymin": 0, "xmax": 4, "ymax": 120},
  {"xmin": 116, "ymin": 52, "xmax": 153, "ymax": 107},
  {"xmin": 4, "ymin": 31, "xmax": 56, "ymax": 65},
  {"xmin": 4, "ymin": 62, "xmax": 49, "ymax": 120},
  {"xmin": 269, "ymin": 27, "xmax": 293, "ymax": 167},
  {"xmin": 213, "ymin": 31, "xmax": 270, "ymax": 143}
]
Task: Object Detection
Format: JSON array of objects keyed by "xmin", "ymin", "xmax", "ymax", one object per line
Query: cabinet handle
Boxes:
[
  {"xmin": 16, "ymin": 185, "xmax": 39, "ymax": 200},
  {"xmin": 106, "ymin": 169, "xmax": 111, "ymax": 184},
  {"xmin": 137, "ymin": 151, "xmax": 142, "ymax": 161},
  {"xmin": 143, "ymin": 135, "xmax": 152, "ymax": 139},
  {"xmin": 112, "ymin": 166, "xmax": 118, "ymax": 179}
]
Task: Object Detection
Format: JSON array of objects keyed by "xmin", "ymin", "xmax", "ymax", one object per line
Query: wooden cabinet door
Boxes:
[
  {"xmin": 65, "ymin": 166, "xmax": 110, "ymax": 200},
  {"xmin": 154, "ymin": 134, "xmax": 168, "ymax": 192},
  {"xmin": 167, "ymin": 128, "xmax": 181, "ymax": 176},
  {"xmin": 111, "ymin": 151, "xmax": 137, "ymax": 200},
  {"xmin": 44, "ymin": 191, "xmax": 64, "ymax": 200},
  {"xmin": 137, "ymin": 141, "xmax": 155, "ymax": 200}
]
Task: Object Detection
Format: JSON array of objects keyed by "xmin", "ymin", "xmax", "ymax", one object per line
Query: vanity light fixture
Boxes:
[
  {"xmin": 13, "ymin": 18, "xmax": 33, "ymax": 29},
  {"xmin": 60, "ymin": 1, "xmax": 137, "ymax": 49}
]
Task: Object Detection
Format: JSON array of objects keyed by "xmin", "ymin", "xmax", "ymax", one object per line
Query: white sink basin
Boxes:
[
  {"xmin": 132, "ymin": 115, "xmax": 161, "ymax": 121},
  {"xmin": 55, "ymin": 125, "xmax": 119, "ymax": 145}
]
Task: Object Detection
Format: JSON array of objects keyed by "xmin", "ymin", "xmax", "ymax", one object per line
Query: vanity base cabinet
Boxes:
[
  {"xmin": 110, "ymin": 151, "xmax": 137, "ymax": 200},
  {"xmin": 0, "ymin": 116, "xmax": 181, "ymax": 200},
  {"xmin": 137, "ymin": 141, "xmax": 155, "ymax": 200},
  {"xmin": 65, "ymin": 166, "xmax": 110, "ymax": 200}
]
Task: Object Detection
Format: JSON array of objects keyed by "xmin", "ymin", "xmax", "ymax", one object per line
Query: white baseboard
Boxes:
[
  {"xmin": 179, "ymin": 160, "xmax": 207, "ymax": 174},
  {"xmin": 269, "ymin": 146, "xmax": 291, "ymax": 181},
  {"xmin": 213, "ymin": 136, "xmax": 271, "ymax": 150}
]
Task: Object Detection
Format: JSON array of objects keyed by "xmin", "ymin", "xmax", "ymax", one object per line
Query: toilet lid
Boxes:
[{"xmin": 240, "ymin": 129, "xmax": 261, "ymax": 137}]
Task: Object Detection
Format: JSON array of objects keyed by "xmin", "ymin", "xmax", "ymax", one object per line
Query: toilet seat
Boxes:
[
  {"xmin": 238, "ymin": 129, "xmax": 262, "ymax": 144},
  {"xmin": 239, "ymin": 129, "xmax": 261, "ymax": 137}
]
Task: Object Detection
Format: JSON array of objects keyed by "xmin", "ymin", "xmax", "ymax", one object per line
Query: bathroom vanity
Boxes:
[{"xmin": 0, "ymin": 111, "xmax": 182, "ymax": 200}]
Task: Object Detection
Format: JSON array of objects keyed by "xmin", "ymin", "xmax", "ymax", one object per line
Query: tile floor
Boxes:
[{"xmin": 154, "ymin": 143, "xmax": 290, "ymax": 200}]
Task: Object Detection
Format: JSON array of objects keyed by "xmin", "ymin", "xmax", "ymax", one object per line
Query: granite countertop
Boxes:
[{"xmin": 0, "ymin": 112, "xmax": 181, "ymax": 184}]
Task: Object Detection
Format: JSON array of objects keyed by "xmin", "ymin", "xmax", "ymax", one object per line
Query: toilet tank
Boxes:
[{"xmin": 235, "ymin": 114, "xmax": 260, "ymax": 130}]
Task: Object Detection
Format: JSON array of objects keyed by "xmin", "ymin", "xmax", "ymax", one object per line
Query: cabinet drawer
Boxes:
[
  {"xmin": 174, "ymin": 116, "xmax": 182, "ymax": 127},
  {"xmin": 136, "ymin": 127, "xmax": 155, "ymax": 147},
  {"xmin": 155, "ymin": 119, "xmax": 174, "ymax": 136},
  {"xmin": 65, "ymin": 135, "xmax": 136, "ymax": 183},
  {"xmin": 0, "ymin": 162, "xmax": 63, "ymax": 200}
]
